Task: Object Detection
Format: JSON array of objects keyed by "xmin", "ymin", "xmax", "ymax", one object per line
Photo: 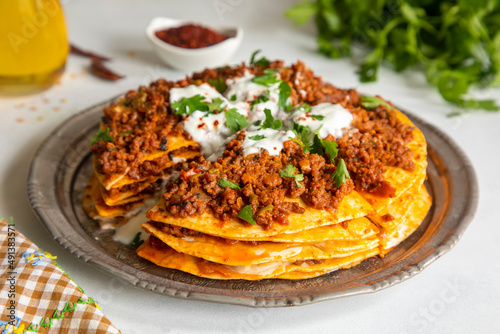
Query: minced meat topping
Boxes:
[{"xmin": 90, "ymin": 58, "xmax": 416, "ymax": 227}]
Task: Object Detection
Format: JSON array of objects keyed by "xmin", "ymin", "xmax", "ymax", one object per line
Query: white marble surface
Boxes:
[{"xmin": 1, "ymin": 1, "xmax": 499, "ymax": 333}]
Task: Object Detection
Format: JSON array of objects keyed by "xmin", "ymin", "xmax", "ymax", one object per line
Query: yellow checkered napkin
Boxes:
[{"xmin": 0, "ymin": 219, "xmax": 121, "ymax": 333}]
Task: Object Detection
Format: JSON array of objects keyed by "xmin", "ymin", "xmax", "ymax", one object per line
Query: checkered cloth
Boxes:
[{"xmin": 0, "ymin": 219, "xmax": 121, "ymax": 333}]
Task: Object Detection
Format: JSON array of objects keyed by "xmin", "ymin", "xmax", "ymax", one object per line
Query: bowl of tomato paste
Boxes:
[{"xmin": 146, "ymin": 17, "xmax": 243, "ymax": 71}]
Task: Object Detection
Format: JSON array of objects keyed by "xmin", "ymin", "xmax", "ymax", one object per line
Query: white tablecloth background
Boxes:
[{"xmin": 0, "ymin": 1, "xmax": 498, "ymax": 333}]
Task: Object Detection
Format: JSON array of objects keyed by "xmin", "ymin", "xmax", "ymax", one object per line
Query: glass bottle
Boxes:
[{"xmin": 0, "ymin": 0, "xmax": 69, "ymax": 95}]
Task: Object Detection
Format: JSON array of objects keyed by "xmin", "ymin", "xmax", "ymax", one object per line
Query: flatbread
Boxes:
[
  {"xmin": 136, "ymin": 238, "xmax": 379, "ymax": 280},
  {"xmin": 142, "ymin": 221, "xmax": 379, "ymax": 266},
  {"xmin": 146, "ymin": 191, "xmax": 373, "ymax": 239},
  {"xmin": 84, "ymin": 174, "xmax": 145, "ymax": 219},
  {"xmin": 250, "ymin": 217, "xmax": 379, "ymax": 242},
  {"xmin": 359, "ymin": 109, "xmax": 428, "ymax": 213},
  {"xmin": 379, "ymin": 185, "xmax": 432, "ymax": 252},
  {"xmin": 368, "ymin": 183, "xmax": 420, "ymax": 233},
  {"xmin": 95, "ymin": 144, "xmax": 199, "ymax": 191}
]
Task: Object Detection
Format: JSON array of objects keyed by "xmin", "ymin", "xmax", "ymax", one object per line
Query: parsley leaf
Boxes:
[
  {"xmin": 250, "ymin": 95, "xmax": 269, "ymax": 109},
  {"xmin": 286, "ymin": 1, "xmax": 500, "ymax": 112},
  {"xmin": 171, "ymin": 95, "xmax": 208, "ymax": 115},
  {"xmin": 218, "ymin": 177, "xmax": 241, "ymax": 190},
  {"xmin": 237, "ymin": 205, "xmax": 257, "ymax": 225},
  {"xmin": 224, "ymin": 108, "xmax": 250, "ymax": 133},
  {"xmin": 321, "ymin": 139, "xmax": 338, "ymax": 163},
  {"xmin": 230, "ymin": 94, "xmax": 237, "ymax": 101},
  {"xmin": 291, "ymin": 123, "xmax": 312, "ymax": 152},
  {"xmin": 208, "ymin": 78, "xmax": 227, "ymax": 94},
  {"xmin": 361, "ymin": 95, "xmax": 394, "ymax": 111},
  {"xmin": 279, "ymin": 164, "xmax": 304, "ymax": 188},
  {"xmin": 297, "ymin": 103, "xmax": 312, "ymax": 112},
  {"xmin": 278, "ymin": 81, "xmax": 292, "ymax": 111},
  {"xmin": 129, "ymin": 232, "xmax": 144, "ymax": 250},
  {"xmin": 261, "ymin": 109, "xmax": 282, "ymax": 130},
  {"xmin": 250, "ymin": 49, "xmax": 270, "ymax": 67},
  {"xmin": 251, "ymin": 70, "xmax": 281, "ymax": 86},
  {"xmin": 90, "ymin": 128, "xmax": 113, "ymax": 145},
  {"xmin": 291, "ymin": 124, "xmax": 338, "ymax": 162},
  {"xmin": 249, "ymin": 135, "xmax": 266, "ymax": 141},
  {"xmin": 309, "ymin": 114, "xmax": 324, "ymax": 120},
  {"xmin": 207, "ymin": 98, "xmax": 225, "ymax": 113},
  {"xmin": 333, "ymin": 158, "xmax": 350, "ymax": 187}
]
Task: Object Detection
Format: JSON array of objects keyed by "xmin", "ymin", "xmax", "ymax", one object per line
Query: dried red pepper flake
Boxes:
[
  {"xmin": 155, "ymin": 24, "xmax": 228, "ymax": 49},
  {"xmin": 70, "ymin": 44, "xmax": 110, "ymax": 61},
  {"xmin": 89, "ymin": 59, "xmax": 124, "ymax": 81}
]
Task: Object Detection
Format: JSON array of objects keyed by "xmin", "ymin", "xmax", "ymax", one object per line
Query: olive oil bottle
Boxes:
[{"xmin": 0, "ymin": 0, "xmax": 69, "ymax": 95}]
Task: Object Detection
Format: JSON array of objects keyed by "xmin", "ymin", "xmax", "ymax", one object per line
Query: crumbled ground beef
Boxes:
[{"xmin": 162, "ymin": 133, "xmax": 354, "ymax": 229}]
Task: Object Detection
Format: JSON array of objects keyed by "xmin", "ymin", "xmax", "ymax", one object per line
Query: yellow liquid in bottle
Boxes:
[{"xmin": 0, "ymin": 0, "xmax": 69, "ymax": 95}]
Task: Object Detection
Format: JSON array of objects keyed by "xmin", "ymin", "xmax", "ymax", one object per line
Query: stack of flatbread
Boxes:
[
  {"xmin": 136, "ymin": 110, "xmax": 431, "ymax": 280},
  {"xmin": 83, "ymin": 99, "xmax": 201, "ymax": 225}
]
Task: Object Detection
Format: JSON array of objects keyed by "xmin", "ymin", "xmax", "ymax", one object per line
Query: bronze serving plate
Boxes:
[{"xmin": 27, "ymin": 96, "xmax": 478, "ymax": 307}]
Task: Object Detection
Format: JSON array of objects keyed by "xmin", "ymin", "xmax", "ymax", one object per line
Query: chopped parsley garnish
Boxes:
[
  {"xmin": 297, "ymin": 103, "xmax": 312, "ymax": 112},
  {"xmin": 291, "ymin": 123, "xmax": 313, "ymax": 151},
  {"xmin": 333, "ymin": 158, "xmax": 351, "ymax": 187},
  {"xmin": 249, "ymin": 49, "xmax": 270, "ymax": 67},
  {"xmin": 208, "ymin": 78, "xmax": 227, "ymax": 94},
  {"xmin": 230, "ymin": 94, "xmax": 237, "ymax": 101},
  {"xmin": 224, "ymin": 108, "xmax": 250, "ymax": 133},
  {"xmin": 291, "ymin": 123, "xmax": 338, "ymax": 162},
  {"xmin": 90, "ymin": 128, "xmax": 113, "ymax": 145},
  {"xmin": 129, "ymin": 232, "xmax": 144, "ymax": 250},
  {"xmin": 251, "ymin": 70, "xmax": 281, "ymax": 86},
  {"xmin": 278, "ymin": 81, "xmax": 292, "ymax": 111},
  {"xmin": 207, "ymin": 98, "xmax": 225, "ymax": 113},
  {"xmin": 250, "ymin": 95, "xmax": 269, "ymax": 109},
  {"xmin": 249, "ymin": 134, "xmax": 266, "ymax": 141},
  {"xmin": 237, "ymin": 205, "xmax": 257, "ymax": 225},
  {"xmin": 218, "ymin": 177, "xmax": 241, "ymax": 190},
  {"xmin": 360, "ymin": 95, "xmax": 394, "ymax": 111},
  {"xmin": 309, "ymin": 114, "xmax": 324, "ymax": 120},
  {"xmin": 171, "ymin": 95, "xmax": 208, "ymax": 115},
  {"xmin": 261, "ymin": 109, "xmax": 282, "ymax": 130},
  {"xmin": 279, "ymin": 164, "xmax": 304, "ymax": 187},
  {"xmin": 117, "ymin": 131, "xmax": 133, "ymax": 137},
  {"xmin": 122, "ymin": 100, "xmax": 131, "ymax": 107},
  {"xmin": 321, "ymin": 139, "xmax": 338, "ymax": 163}
]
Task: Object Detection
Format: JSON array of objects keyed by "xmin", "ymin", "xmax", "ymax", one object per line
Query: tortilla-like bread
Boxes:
[
  {"xmin": 94, "ymin": 143, "xmax": 199, "ymax": 190},
  {"xmin": 136, "ymin": 238, "xmax": 379, "ymax": 280},
  {"xmin": 249, "ymin": 217, "xmax": 379, "ymax": 242},
  {"xmin": 368, "ymin": 183, "xmax": 420, "ymax": 233},
  {"xmin": 142, "ymin": 221, "xmax": 379, "ymax": 266},
  {"xmin": 85, "ymin": 174, "xmax": 145, "ymax": 219},
  {"xmin": 359, "ymin": 109, "xmax": 428, "ymax": 213},
  {"xmin": 379, "ymin": 185, "xmax": 432, "ymax": 253},
  {"xmin": 147, "ymin": 190, "xmax": 373, "ymax": 239},
  {"xmin": 100, "ymin": 179, "xmax": 156, "ymax": 207}
]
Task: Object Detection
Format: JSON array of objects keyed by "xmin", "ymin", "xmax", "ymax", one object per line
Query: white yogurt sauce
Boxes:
[
  {"xmin": 242, "ymin": 128, "xmax": 296, "ymax": 157},
  {"xmin": 292, "ymin": 103, "xmax": 353, "ymax": 138},
  {"xmin": 248, "ymin": 100, "xmax": 284, "ymax": 124},
  {"xmin": 182, "ymin": 110, "xmax": 233, "ymax": 156},
  {"xmin": 169, "ymin": 83, "xmax": 226, "ymax": 106},
  {"xmin": 169, "ymin": 84, "xmax": 241, "ymax": 157},
  {"xmin": 225, "ymin": 71, "xmax": 271, "ymax": 102},
  {"xmin": 112, "ymin": 208, "xmax": 148, "ymax": 245}
]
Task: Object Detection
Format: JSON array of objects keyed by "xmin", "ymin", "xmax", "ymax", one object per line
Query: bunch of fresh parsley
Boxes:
[{"xmin": 286, "ymin": 0, "xmax": 500, "ymax": 113}]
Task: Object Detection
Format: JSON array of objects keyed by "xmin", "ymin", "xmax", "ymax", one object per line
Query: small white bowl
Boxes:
[{"xmin": 146, "ymin": 17, "xmax": 243, "ymax": 72}]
